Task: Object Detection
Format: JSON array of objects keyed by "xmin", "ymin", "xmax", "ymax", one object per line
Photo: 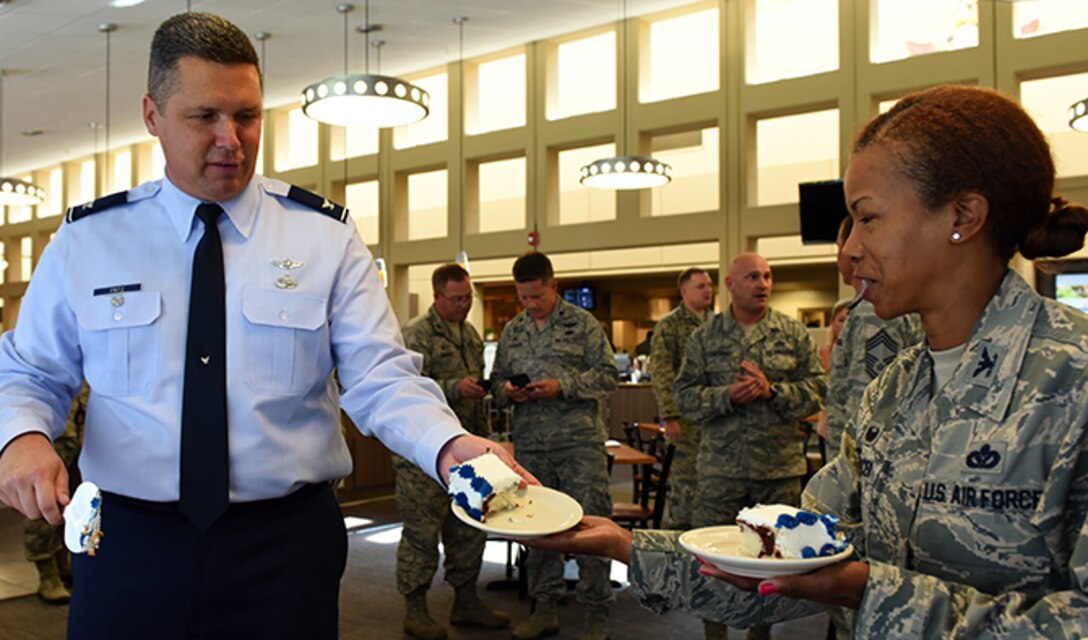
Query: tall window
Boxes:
[
  {"xmin": 469, "ymin": 53, "xmax": 526, "ymax": 135},
  {"xmin": 151, "ymin": 142, "xmax": 166, "ymax": 180},
  {"xmin": 112, "ymin": 150, "xmax": 132, "ymax": 193},
  {"xmin": 395, "ymin": 73, "xmax": 448, "ymax": 150},
  {"xmin": 1014, "ymin": 0, "xmax": 1088, "ymax": 39},
  {"xmin": 345, "ymin": 180, "xmax": 380, "ymax": 245},
  {"xmin": 650, "ymin": 127, "xmax": 719, "ymax": 216},
  {"xmin": 547, "ymin": 32, "xmax": 616, "ymax": 121},
  {"xmin": 557, "ymin": 144, "xmax": 616, "ymax": 224},
  {"xmin": 80, "ymin": 160, "xmax": 97, "ymax": 204},
  {"xmin": 330, "ymin": 127, "xmax": 379, "ymax": 161},
  {"xmin": 1021, "ymin": 73, "xmax": 1088, "ymax": 178},
  {"xmin": 38, "ymin": 168, "xmax": 63, "ymax": 218},
  {"xmin": 478, "ymin": 157, "xmax": 526, "ymax": 233},
  {"xmin": 640, "ymin": 8, "xmax": 719, "ymax": 103},
  {"xmin": 407, "ymin": 169, "xmax": 448, "ymax": 240},
  {"xmin": 754, "ymin": 109, "xmax": 840, "ymax": 206},
  {"xmin": 870, "ymin": 0, "xmax": 978, "ymax": 64},
  {"xmin": 19, "ymin": 237, "xmax": 33, "ymax": 282},
  {"xmin": 273, "ymin": 107, "xmax": 318, "ymax": 172},
  {"xmin": 749, "ymin": 0, "xmax": 838, "ymax": 84}
]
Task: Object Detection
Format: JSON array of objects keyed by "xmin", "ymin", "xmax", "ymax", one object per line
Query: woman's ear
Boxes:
[{"xmin": 950, "ymin": 191, "xmax": 989, "ymax": 243}]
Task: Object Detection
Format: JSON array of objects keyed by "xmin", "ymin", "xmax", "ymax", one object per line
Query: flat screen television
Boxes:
[
  {"xmin": 561, "ymin": 285, "xmax": 596, "ymax": 310},
  {"xmin": 1036, "ymin": 259, "xmax": 1088, "ymax": 312},
  {"xmin": 798, "ymin": 179, "xmax": 849, "ymax": 245}
]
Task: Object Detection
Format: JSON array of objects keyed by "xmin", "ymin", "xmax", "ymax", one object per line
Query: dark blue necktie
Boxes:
[{"xmin": 179, "ymin": 203, "xmax": 229, "ymax": 531}]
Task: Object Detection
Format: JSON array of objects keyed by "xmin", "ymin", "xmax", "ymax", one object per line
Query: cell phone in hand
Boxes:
[
  {"xmin": 478, "ymin": 378, "xmax": 492, "ymax": 393},
  {"xmin": 509, "ymin": 373, "xmax": 531, "ymax": 388}
]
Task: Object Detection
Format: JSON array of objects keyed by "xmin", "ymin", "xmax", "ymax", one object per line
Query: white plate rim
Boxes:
[
  {"xmin": 678, "ymin": 525, "xmax": 854, "ymax": 578},
  {"xmin": 450, "ymin": 485, "xmax": 583, "ymax": 539}
]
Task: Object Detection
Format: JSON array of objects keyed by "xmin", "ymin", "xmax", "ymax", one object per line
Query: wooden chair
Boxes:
[
  {"xmin": 622, "ymin": 421, "xmax": 645, "ymax": 451},
  {"xmin": 612, "ymin": 442, "xmax": 676, "ymax": 530},
  {"xmin": 620, "ymin": 421, "xmax": 647, "ymax": 499}
]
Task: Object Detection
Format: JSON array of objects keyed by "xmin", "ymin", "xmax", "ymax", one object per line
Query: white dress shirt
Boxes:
[{"xmin": 0, "ymin": 174, "xmax": 465, "ymax": 502}]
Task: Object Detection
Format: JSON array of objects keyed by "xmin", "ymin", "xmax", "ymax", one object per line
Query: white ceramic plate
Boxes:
[
  {"xmin": 678, "ymin": 525, "xmax": 854, "ymax": 578},
  {"xmin": 451, "ymin": 485, "xmax": 583, "ymax": 540}
]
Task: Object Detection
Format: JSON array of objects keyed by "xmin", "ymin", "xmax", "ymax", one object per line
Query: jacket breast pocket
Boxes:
[
  {"xmin": 552, "ymin": 339, "xmax": 585, "ymax": 368},
  {"xmin": 241, "ymin": 290, "xmax": 328, "ymax": 396},
  {"xmin": 78, "ymin": 291, "xmax": 162, "ymax": 397}
]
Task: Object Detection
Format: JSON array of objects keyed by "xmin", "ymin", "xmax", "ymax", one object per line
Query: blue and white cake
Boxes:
[
  {"xmin": 448, "ymin": 452, "xmax": 521, "ymax": 522},
  {"xmin": 64, "ymin": 482, "xmax": 104, "ymax": 556},
  {"xmin": 737, "ymin": 504, "xmax": 848, "ymax": 559}
]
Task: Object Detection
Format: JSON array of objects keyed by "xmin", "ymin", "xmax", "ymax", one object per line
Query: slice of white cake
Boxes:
[
  {"xmin": 64, "ymin": 481, "xmax": 104, "ymax": 556},
  {"xmin": 737, "ymin": 503, "xmax": 848, "ymax": 560},
  {"xmin": 448, "ymin": 452, "xmax": 521, "ymax": 522}
]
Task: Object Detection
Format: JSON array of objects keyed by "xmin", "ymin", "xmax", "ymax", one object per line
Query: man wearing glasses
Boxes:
[{"xmin": 395, "ymin": 263, "xmax": 508, "ymax": 639}]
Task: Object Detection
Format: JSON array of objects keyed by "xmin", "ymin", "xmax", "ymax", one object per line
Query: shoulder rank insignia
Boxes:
[
  {"xmin": 285, "ymin": 185, "xmax": 348, "ymax": 224},
  {"xmin": 66, "ymin": 190, "xmax": 128, "ymax": 223}
]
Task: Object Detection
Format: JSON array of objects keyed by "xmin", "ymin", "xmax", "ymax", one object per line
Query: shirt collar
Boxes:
[
  {"xmin": 910, "ymin": 270, "xmax": 1037, "ymax": 421},
  {"xmin": 946, "ymin": 270, "xmax": 1038, "ymax": 421},
  {"xmin": 161, "ymin": 173, "xmax": 261, "ymax": 243},
  {"xmin": 426, "ymin": 305, "xmax": 456, "ymax": 338}
]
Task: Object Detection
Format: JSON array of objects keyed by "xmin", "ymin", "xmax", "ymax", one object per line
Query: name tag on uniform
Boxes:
[{"xmin": 92, "ymin": 283, "xmax": 141, "ymax": 296}]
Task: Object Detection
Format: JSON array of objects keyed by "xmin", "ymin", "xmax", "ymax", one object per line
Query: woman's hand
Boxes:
[
  {"xmin": 521, "ymin": 516, "xmax": 634, "ymax": 565},
  {"xmin": 698, "ymin": 558, "xmax": 869, "ymax": 610}
]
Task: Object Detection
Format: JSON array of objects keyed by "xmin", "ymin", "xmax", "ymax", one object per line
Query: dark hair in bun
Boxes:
[{"xmin": 853, "ymin": 84, "xmax": 1088, "ymax": 261}]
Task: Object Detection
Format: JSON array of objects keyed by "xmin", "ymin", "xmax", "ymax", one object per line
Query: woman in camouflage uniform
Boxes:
[{"xmin": 526, "ymin": 85, "xmax": 1088, "ymax": 638}]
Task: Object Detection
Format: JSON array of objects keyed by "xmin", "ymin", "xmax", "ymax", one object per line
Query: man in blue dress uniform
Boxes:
[{"xmin": 0, "ymin": 12, "xmax": 528, "ymax": 639}]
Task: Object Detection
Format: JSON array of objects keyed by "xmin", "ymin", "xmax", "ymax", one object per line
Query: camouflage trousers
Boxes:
[
  {"xmin": 517, "ymin": 445, "xmax": 614, "ymax": 608},
  {"xmin": 692, "ymin": 476, "xmax": 803, "ymax": 528},
  {"xmin": 667, "ymin": 420, "xmax": 702, "ymax": 529},
  {"xmin": 24, "ymin": 428, "xmax": 82, "ymax": 561},
  {"xmin": 393, "ymin": 455, "xmax": 487, "ymax": 595}
]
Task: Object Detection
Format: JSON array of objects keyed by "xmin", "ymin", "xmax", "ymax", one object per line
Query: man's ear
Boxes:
[
  {"xmin": 142, "ymin": 94, "xmax": 161, "ymax": 137},
  {"xmin": 950, "ymin": 191, "xmax": 990, "ymax": 243}
]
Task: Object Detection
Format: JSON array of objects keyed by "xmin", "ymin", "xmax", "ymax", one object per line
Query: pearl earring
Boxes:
[{"xmin": 951, "ymin": 231, "xmax": 962, "ymax": 242}]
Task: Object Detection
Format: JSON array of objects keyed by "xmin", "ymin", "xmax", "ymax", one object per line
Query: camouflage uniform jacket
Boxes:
[
  {"xmin": 674, "ymin": 307, "xmax": 826, "ymax": 479},
  {"xmin": 492, "ymin": 297, "xmax": 617, "ymax": 452},
  {"xmin": 402, "ymin": 305, "xmax": 488, "ymax": 436},
  {"xmin": 825, "ymin": 301, "xmax": 921, "ymax": 459},
  {"xmin": 650, "ymin": 304, "xmax": 711, "ymax": 420},
  {"xmin": 627, "ymin": 271, "xmax": 1088, "ymax": 638}
]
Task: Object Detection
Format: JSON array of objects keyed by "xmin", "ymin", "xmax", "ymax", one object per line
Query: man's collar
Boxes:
[{"xmin": 163, "ymin": 174, "xmax": 261, "ymax": 242}]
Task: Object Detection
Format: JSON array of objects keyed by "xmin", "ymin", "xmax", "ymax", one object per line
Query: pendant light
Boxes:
[
  {"xmin": 1070, "ymin": 98, "xmax": 1088, "ymax": 132},
  {"xmin": 0, "ymin": 70, "xmax": 45, "ymax": 206},
  {"xmin": 579, "ymin": 0, "xmax": 671, "ymax": 190},
  {"xmin": 453, "ymin": 16, "xmax": 471, "ymax": 274},
  {"xmin": 301, "ymin": 2, "xmax": 429, "ymax": 129}
]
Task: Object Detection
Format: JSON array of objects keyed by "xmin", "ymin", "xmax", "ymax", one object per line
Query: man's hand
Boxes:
[
  {"xmin": 456, "ymin": 376, "xmax": 487, "ymax": 400},
  {"xmin": 526, "ymin": 379, "xmax": 561, "ymax": 401},
  {"xmin": 436, "ymin": 434, "xmax": 539, "ymax": 487},
  {"xmin": 521, "ymin": 516, "xmax": 633, "ymax": 564},
  {"xmin": 728, "ymin": 378, "xmax": 762, "ymax": 405},
  {"xmin": 739, "ymin": 361, "xmax": 772, "ymax": 399},
  {"xmin": 504, "ymin": 381, "xmax": 532, "ymax": 404},
  {"xmin": 0, "ymin": 433, "xmax": 69, "ymax": 525},
  {"xmin": 729, "ymin": 361, "xmax": 772, "ymax": 405},
  {"xmin": 698, "ymin": 558, "xmax": 869, "ymax": 610},
  {"xmin": 662, "ymin": 418, "xmax": 683, "ymax": 442}
]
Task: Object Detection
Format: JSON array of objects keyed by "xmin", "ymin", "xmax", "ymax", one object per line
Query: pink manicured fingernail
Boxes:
[{"xmin": 758, "ymin": 582, "xmax": 778, "ymax": 596}]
